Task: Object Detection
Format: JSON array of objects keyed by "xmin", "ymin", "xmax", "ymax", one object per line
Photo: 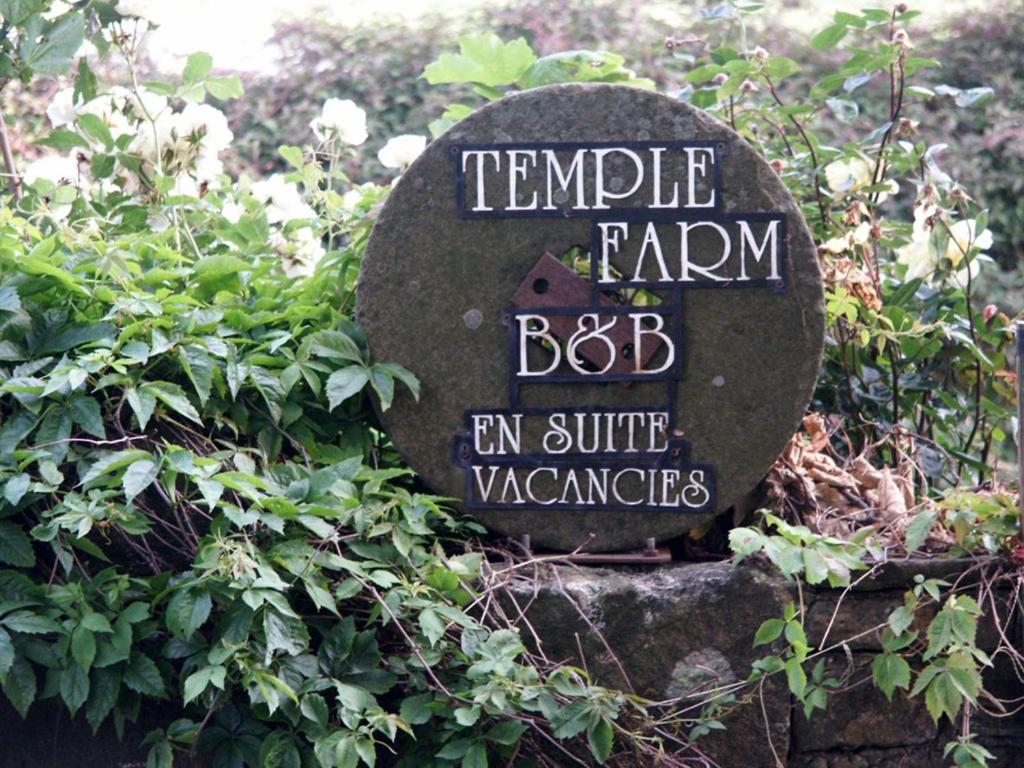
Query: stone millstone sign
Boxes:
[{"xmin": 358, "ymin": 84, "xmax": 825, "ymax": 552}]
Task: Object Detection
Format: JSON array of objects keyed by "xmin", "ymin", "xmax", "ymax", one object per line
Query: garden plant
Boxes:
[{"xmin": 0, "ymin": 1, "xmax": 1018, "ymax": 767}]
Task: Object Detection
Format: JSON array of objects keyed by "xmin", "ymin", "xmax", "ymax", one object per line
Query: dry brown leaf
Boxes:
[
  {"xmin": 876, "ymin": 468, "xmax": 908, "ymax": 523},
  {"xmin": 850, "ymin": 456, "xmax": 881, "ymax": 489},
  {"xmin": 803, "ymin": 412, "xmax": 829, "ymax": 452}
]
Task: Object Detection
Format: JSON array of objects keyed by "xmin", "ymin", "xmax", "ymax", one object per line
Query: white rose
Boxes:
[
  {"xmin": 173, "ymin": 103, "xmax": 232, "ymax": 156},
  {"xmin": 78, "ymin": 93, "xmax": 133, "ymax": 140},
  {"xmin": 115, "ymin": 0, "xmax": 150, "ymax": 16},
  {"xmin": 341, "ymin": 188, "xmax": 363, "ymax": 209},
  {"xmin": 310, "ymin": 98, "xmax": 367, "ymax": 145},
  {"xmin": 378, "ymin": 134, "xmax": 427, "ymax": 169},
  {"xmin": 23, "ymin": 154, "xmax": 81, "ymax": 186},
  {"xmin": 46, "ymin": 88, "xmax": 80, "ymax": 128},
  {"xmin": 825, "ymin": 157, "xmax": 873, "ymax": 195},
  {"xmin": 250, "ymin": 174, "xmax": 315, "ymax": 223},
  {"xmin": 221, "ymin": 200, "xmax": 245, "ymax": 224}
]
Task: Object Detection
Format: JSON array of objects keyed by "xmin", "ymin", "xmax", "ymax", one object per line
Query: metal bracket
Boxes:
[{"xmin": 516, "ymin": 534, "xmax": 672, "ymax": 565}]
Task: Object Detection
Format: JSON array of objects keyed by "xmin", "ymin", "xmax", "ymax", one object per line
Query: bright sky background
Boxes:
[{"xmin": 130, "ymin": 0, "xmax": 988, "ymax": 73}]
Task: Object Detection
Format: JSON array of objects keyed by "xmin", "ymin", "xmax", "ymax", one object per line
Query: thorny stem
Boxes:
[
  {"xmin": 0, "ymin": 110, "xmax": 22, "ymax": 202},
  {"xmin": 762, "ymin": 73, "xmax": 830, "ymax": 228}
]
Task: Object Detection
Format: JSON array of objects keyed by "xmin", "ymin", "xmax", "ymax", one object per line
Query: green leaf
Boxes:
[
  {"xmin": 802, "ymin": 548, "xmax": 830, "ymax": 584},
  {"xmin": 872, "ymin": 653, "xmax": 911, "ymax": 700},
  {"xmin": 461, "ymin": 742, "xmax": 488, "ymax": 768},
  {"xmin": 77, "ymin": 112, "xmax": 114, "ymax": 149},
  {"xmin": 825, "ymin": 97, "xmax": 859, "ymax": 123},
  {"xmin": 143, "ymin": 381, "xmax": 203, "ymax": 424},
  {"xmin": 183, "ymin": 51, "xmax": 213, "ymax": 84},
  {"xmin": 2, "ymin": 657, "xmax": 36, "ymax": 717},
  {"xmin": 1, "ymin": 612, "xmax": 59, "ymax": 634},
  {"xmin": 309, "ymin": 330, "xmax": 363, "ymax": 363},
  {"xmin": 259, "ymin": 731, "xmax": 301, "ymax": 768},
  {"xmin": 0, "ymin": 522, "xmax": 34, "ymax": 567},
  {"xmin": 85, "ymin": 666, "xmax": 121, "ymax": 732},
  {"xmin": 0, "ymin": 627, "xmax": 13, "ymax": 679},
  {"xmin": 811, "ymin": 24, "xmax": 848, "ymax": 50},
  {"xmin": 71, "ymin": 624, "xmax": 96, "ymax": 671},
  {"xmin": 487, "ymin": 719, "xmax": 527, "ymax": 746},
  {"xmin": 123, "ymin": 459, "xmax": 159, "ymax": 502},
  {"xmin": 423, "ymin": 33, "xmax": 536, "ymax": 87},
  {"xmin": 400, "ymin": 692, "xmax": 433, "ymax": 725},
  {"xmin": 373, "ymin": 362, "xmax": 420, "ymax": 402},
  {"xmin": 81, "ymin": 449, "xmax": 152, "ymax": 486},
  {"xmin": 147, "ymin": 741, "xmax": 173, "ymax": 768},
  {"xmin": 954, "ymin": 87, "xmax": 994, "ymax": 108},
  {"xmin": 37, "ymin": 128, "xmax": 89, "ymax": 150},
  {"xmin": 587, "ymin": 718, "xmax": 614, "ymax": 764},
  {"xmin": 326, "ymin": 367, "xmax": 370, "ymax": 411},
  {"xmin": 369, "ymin": 366, "xmax": 396, "ymax": 411},
  {"xmin": 785, "ymin": 657, "xmax": 806, "ymax": 697},
  {"xmin": 3, "ymin": 474, "xmax": 30, "ymax": 506},
  {"xmin": 206, "ymin": 75, "xmax": 244, "ymax": 100},
  {"xmin": 124, "ymin": 652, "xmax": 165, "ymax": 697},
  {"xmin": 905, "ymin": 509, "xmax": 939, "ymax": 553},
  {"xmin": 126, "ymin": 387, "xmax": 156, "ymax": 430},
  {"xmin": 301, "ymin": 693, "xmax": 330, "ymax": 727},
  {"xmin": 263, "ymin": 608, "xmax": 310, "ymax": 657},
  {"xmin": 183, "ymin": 666, "xmax": 212, "ymax": 704},
  {"xmin": 69, "ymin": 395, "xmax": 105, "ymax": 439},
  {"xmin": 59, "ymin": 663, "xmax": 89, "ymax": 714},
  {"xmin": 166, "ymin": 588, "xmax": 212, "ymax": 640},
  {"xmin": 20, "ymin": 12, "xmax": 85, "ymax": 75},
  {"xmin": 180, "ymin": 345, "xmax": 214, "ymax": 405},
  {"xmin": 754, "ymin": 618, "xmax": 785, "ymax": 646},
  {"xmin": 889, "ymin": 604, "xmax": 915, "ymax": 637}
]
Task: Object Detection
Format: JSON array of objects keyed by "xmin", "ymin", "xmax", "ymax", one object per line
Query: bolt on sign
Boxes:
[{"xmin": 358, "ymin": 84, "xmax": 825, "ymax": 552}]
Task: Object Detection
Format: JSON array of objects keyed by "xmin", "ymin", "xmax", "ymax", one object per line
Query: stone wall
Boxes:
[
  {"xmin": 506, "ymin": 559, "xmax": 1024, "ymax": 767},
  {"xmin": 3, "ymin": 559, "xmax": 1020, "ymax": 767}
]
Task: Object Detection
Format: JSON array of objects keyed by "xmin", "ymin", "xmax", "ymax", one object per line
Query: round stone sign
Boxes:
[{"xmin": 357, "ymin": 83, "xmax": 824, "ymax": 552}]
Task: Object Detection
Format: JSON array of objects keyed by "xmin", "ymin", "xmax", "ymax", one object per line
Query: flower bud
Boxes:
[
  {"xmin": 741, "ymin": 79, "xmax": 759, "ymax": 93},
  {"xmin": 712, "ymin": 73, "xmax": 729, "ymax": 86},
  {"xmin": 892, "ymin": 29, "xmax": 913, "ymax": 47},
  {"xmin": 983, "ymin": 304, "xmax": 999, "ymax": 324},
  {"xmin": 896, "ymin": 3, "xmax": 908, "ymax": 13},
  {"xmin": 897, "ymin": 117, "xmax": 919, "ymax": 137},
  {"xmin": 770, "ymin": 159, "xmax": 785, "ymax": 173},
  {"xmin": 753, "ymin": 46, "xmax": 769, "ymax": 61}
]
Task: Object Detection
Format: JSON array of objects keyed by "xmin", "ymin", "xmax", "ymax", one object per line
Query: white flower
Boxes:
[
  {"xmin": 47, "ymin": 88, "xmax": 80, "ymax": 128},
  {"xmin": 270, "ymin": 226, "xmax": 324, "ymax": 278},
  {"xmin": 341, "ymin": 188, "xmax": 363, "ymax": 209},
  {"xmin": 115, "ymin": 0, "xmax": 150, "ymax": 16},
  {"xmin": 310, "ymin": 98, "xmax": 367, "ymax": 145},
  {"xmin": 250, "ymin": 174, "xmax": 315, "ymax": 223},
  {"xmin": 78, "ymin": 93, "xmax": 133, "ymax": 140},
  {"xmin": 896, "ymin": 204, "xmax": 991, "ymax": 286},
  {"xmin": 221, "ymin": 200, "xmax": 245, "ymax": 224},
  {"xmin": 378, "ymin": 134, "xmax": 427, "ymax": 169},
  {"xmin": 946, "ymin": 219, "xmax": 993, "ymax": 265},
  {"xmin": 825, "ymin": 156, "xmax": 898, "ymax": 203},
  {"xmin": 75, "ymin": 39, "xmax": 99, "ymax": 61},
  {"xmin": 173, "ymin": 103, "xmax": 232, "ymax": 156},
  {"xmin": 825, "ymin": 157, "xmax": 873, "ymax": 194},
  {"xmin": 23, "ymin": 154, "xmax": 81, "ymax": 186},
  {"xmin": 821, "ymin": 221, "xmax": 873, "ymax": 255},
  {"xmin": 169, "ymin": 174, "xmax": 199, "ymax": 197}
]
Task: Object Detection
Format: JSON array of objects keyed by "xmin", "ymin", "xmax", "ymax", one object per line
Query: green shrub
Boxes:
[{"xmin": 0, "ymin": 1, "xmax": 1019, "ymax": 766}]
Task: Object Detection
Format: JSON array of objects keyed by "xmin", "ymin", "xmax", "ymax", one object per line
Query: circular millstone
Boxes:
[{"xmin": 358, "ymin": 83, "xmax": 824, "ymax": 552}]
